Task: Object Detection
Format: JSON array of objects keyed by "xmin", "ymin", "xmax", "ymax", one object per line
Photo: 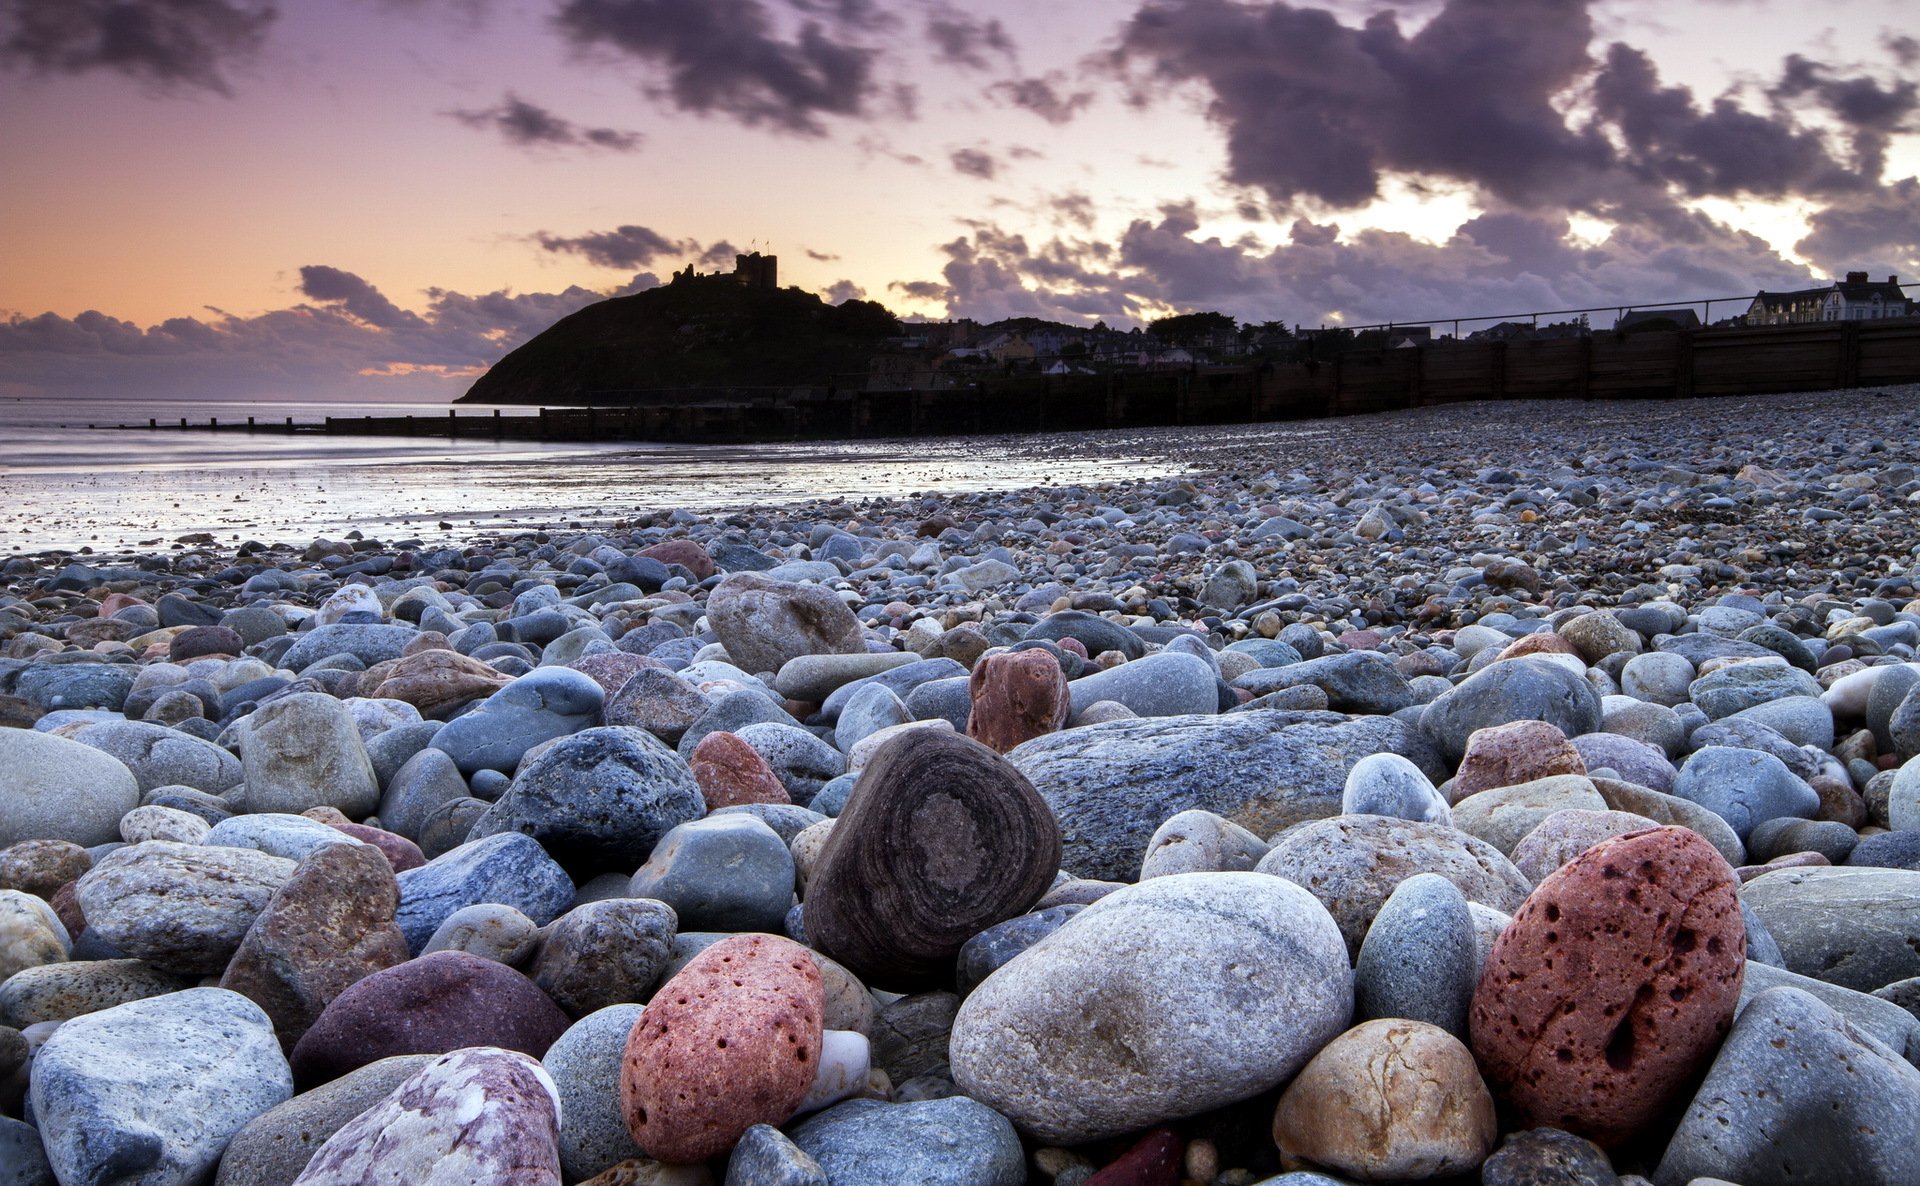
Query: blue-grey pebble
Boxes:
[
  {"xmin": 710, "ymin": 802, "xmax": 828, "ymax": 844},
  {"xmin": 431, "ymin": 667, "xmax": 603, "ymax": 775},
  {"xmin": 629, "ymin": 813, "xmax": 794, "ymax": 933},
  {"xmin": 542, "ymin": 1003, "xmax": 646, "ymax": 1181},
  {"xmin": 377, "ymin": 746, "xmax": 471, "ymax": 841},
  {"xmin": 1353, "ymin": 873, "xmax": 1477, "ymax": 1039},
  {"xmin": 394, "ymin": 831, "xmax": 575, "ymax": 953},
  {"xmin": 1067, "ymin": 651, "xmax": 1220, "ymax": 718},
  {"xmin": 810, "ymin": 773, "xmax": 858, "ymax": 817},
  {"xmin": 1341, "ymin": 752, "xmax": 1450, "ymax": 824},
  {"xmin": 676, "ymin": 689, "xmax": 801, "ymax": 758},
  {"xmin": 732, "ymin": 722, "xmax": 846, "ymax": 805},
  {"xmin": 280, "ymin": 624, "xmax": 417, "ymax": 672},
  {"xmin": 955, "ymin": 905, "xmax": 1084, "ymax": 997},
  {"xmin": 788, "ymin": 1096, "xmax": 1025, "ymax": 1186},
  {"xmin": 1671, "ymin": 746, "xmax": 1819, "ymax": 842},
  {"xmin": 725, "ymin": 1123, "xmax": 828, "ymax": 1186},
  {"xmin": 835, "ymin": 683, "xmax": 911, "ymax": 754},
  {"xmin": 903, "ymin": 676, "xmax": 972, "ymax": 732},
  {"xmin": 1419, "ymin": 658, "xmax": 1602, "ymax": 764}
]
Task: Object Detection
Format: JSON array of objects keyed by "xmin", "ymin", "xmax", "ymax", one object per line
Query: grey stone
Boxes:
[
  {"xmin": 902, "ymin": 675, "xmax": 973, "ymax": 732},
  {"xmin": 31, "ymin": 988, "xmax": 291, "ymax": 1186},
  {"xmin": 467, "ymin": 726, "xmax": 704, "ymax": 878},
  {"xmin": 1724, "ymin": 695, "xmax": 1834, "ymax": 751},
  {"xmin": 732, "ymin": 721, "xmax": 847, "ymax": 803},
  {"xmin": 542, "ymin": 1004, "xmax": 646, "ymax": 1180},
  {"xmin": 280, "ymin": 624, "xmax": 418, "ymax": 672},
  {"xmin": 726, "ymin": 1123, "xmax": 828, "ymax": 1186},
  {"xmin": 1342, "ymin": 752, "xmax": 1451, "ymax": 825},
  {"xmin": 74, "ymin": 840, "xmax": 294, "ymax": 974},
  {"xmin": 1138, "ymin": 809, "xmax": 1270, "ymax": 879},
  {"xmin": 602, "ymin": 667, "xmax": 713, "ymax": 747},
  {"xmin": 629, "ymin": 813, "xmax": 793, "ymax": 933},
  {"xmin": 1672, "ymin": 746, "xmax": 1818, "ymax": 843},
  {"xmin": 421, "ymin": 903, "xmax": 542, "ymax": 965},
  {"xmin": 0, "ymin": 1115, "xmax": 54, "ymax": 1186},
  {"xmin": 1066, "ymin": 651, "xmax": 1220, "ymax": 719},
  {"xmin": 1741, "ymin": 866, "xmax": 1920, "ymax": 992},
  {"xmin": 1866, "ymin": 666, "xmax": 1920, "ymax": 752},
  {"xmin": 710, "ymin": 802, "xmax": 827, "ymax": 844},
  {"xmin": 529, "ymin": 897, "xmax": 677, "ymax": 1017},
  {"xmin": 1200, "ymin": 559, "xmax": 1260, "ymax": 612},
  {"xmin": 1571, "ymin": 731, "xmax": 1675, "ymax": 792},
  {"xmin": 834, "ymin": 683, "xmax": 911, "ymax": 754},
  {"xmin": 12, "ymin": 662, "xmax": 136, "ymax": 712},
  {"xmin": 0, "ymin": 958, "xmax": 193, "ymax": 1028},
  {"xmin": 0, "ymin": 728, "xmax": 141, "ymax": 849},
  {"xmin": 1747, "ymin": 817, "xmax": 1857, "ymax": 864},
  {"xmin": 234, "ymin": 692, "xmax": 379, "ymax": 818},
  {"xmin": 775, "ymin": 652, "xmax": 921, "ymax": 702},
  {"xmin": 1591, "ymin": 778, "xmax": 1747, "ymax": 868},
  {"xmin": 1419, "ymin": 658, "xmax": 1603, "ymax": 764},
  {"xmin": 954, "ymin": 905, "xmax": 1084, "ymax": 997},
  {"xmin": 1233, "ymin": 653, "xmax": 1416, "ymax": 715},
  {"xmin": 362, "ymin": 719, "xmax": 440, "ymax": 791},
  {"xmin": 1739, "ymin": 962, "xmax": 1920, "ymax": 1067},
  {"xmin": 676, "ymin": 689, "xmax": 801, "ymax": 759},
  {"xmin": 818, "ymin": 658, "xmax": 967, "ymax": 723},
  {"xmin": 431, "ymin": 667, "xmax": 604, "ymax": 775},
  {"xmin": 1654, "ymin": 987, "xmax": 1920, "ymax": 1186},
  {"xmin": 1599, "ymin": 695, "xmax": 1687, "ymax": 756},
  {"xmin": 788, "ymin": 1096, "xmax": 1025, "ymax": 1186},
  {"xmin": 1687, "ymin": 662, "xmax": 1822, "ymax": 720},
  {"xmin": 1888, "ymin": 755, "xmax": 1920, "ymax": 832},
  {"xmin": 375, "ymin": 746, "xmax": 470, "ymax": 842},
  {"xmin": 1354, "ymin": 872, "xmax": 1477, "ymax": 1040},
  {"xmin": 1023, "ymin": 611, "xmax": 1146, "ymax": 661},
  {"xmin": 204, "ymin": 813, "xmax": 365, "ymax": 862},
  {"xmin": 706, "ymin": 572, "xmax": 868, "ymax": 675},
  {"xmin": 72, "ymin": 720, "xmax": 242, "ymax": 794},
  {"xmin": 1510, "ymin": 809, "xmax": 1664, "ymax": 883},
  {"xmin": 948, "ymin": 872, "xmax": 1352, "ymax": 1144},
  {"xmin": 215, "ymin": 1055, "xmax": 437, "ymax": 1186},
  {"xmin": 1008, "ymin": 709, "xmax": 1444, "ymax": 882},
  {"xmin": 394, "ymin": 831, "xmax": 575, "ymax": 954}
]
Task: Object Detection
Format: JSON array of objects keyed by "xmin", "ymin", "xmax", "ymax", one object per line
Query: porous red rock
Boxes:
[
  {"xmin": 802, "ymin": 730, "xmax": 1060, "ymax": 991},
  {"xmin": 638, "ymin": 540, "xmax": 715, "ymax": 580},
  {"xmin": 1468, "ymin": 825, "xmax": 1745, "ymax": 1147},
  {"xmin": 1451, "ymin": 720, "xmax": 1587, "ymax": 802},
  {"xmin": 689, "ymin": 731, "xmax": 791, "ymax": 810},
  {"xmin": 967, "ymin": 649, "xmax": 1071, "ymax": 754},
  {"xmin": 620, "ymin": 933, "xmax": 824, "ymax": 1164},
  {"xmin": 289, "ymin": 949, "xmax": 570, "ymax": 1089},
  {"xmin": 219, "ymin": 842, "xmax": 410, "ymax": 1050}
]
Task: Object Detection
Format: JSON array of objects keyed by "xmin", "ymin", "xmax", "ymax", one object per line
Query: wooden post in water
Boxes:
[
  {"xmin": 448, "ymin": 408, "xmax": 456, "ymax": 438},
  {"xmin": 285, "ymin": 417, "xmax": 293, "ymax": 432},
  {"xmin": 149, "ymin": 419, "xmax": 157, "ymax": 429},
  {"xmin": 247, "ymin": 416, "xmax": 255, "ymax": 430},
  {"xmin": 494, "ymin": 408, "xmax": 502, "ymax": 438},
  {"xmin": 211, "ymin": 417, "xmax": 218, "ymax": 429}
]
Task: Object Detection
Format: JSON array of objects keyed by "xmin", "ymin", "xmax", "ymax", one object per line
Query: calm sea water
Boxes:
[{"xmin": 0, "ymin": 395, "xmax": 1180, "ymax": 555}]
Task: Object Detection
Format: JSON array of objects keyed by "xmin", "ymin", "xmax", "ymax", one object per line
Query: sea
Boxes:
[{"xmin": 0, "ymin": 395, "xmax": 1181, "ymax": 555}]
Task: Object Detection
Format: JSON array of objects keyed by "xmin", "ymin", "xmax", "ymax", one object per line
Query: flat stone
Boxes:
[
  {"xmin": 1452, "ymin": 775, "xmax": 1609, "ymax": 854},
  {"xmin": 205, "ymin": 812, "xmax": 366, "ymax": 862},
  {"xmin": 0, "ymin": 728, "xmax": 141, "ymax": 849},
  {"xmin": 422, "ymin": 902, "xmax": 542, "ymax": 964},
  {"xmin": 1688, "ymin": 663, "xmax": 1822, "ymax": 721},
  {"xmin": 804, "ymin": 730, "xmax": 1059, "ymax": 991},
  {"xmin": 281, "ymin": 624, "xmax": 418, "ymax": 672},
  {"xmin": 604, "ymin": 668, "xmax": 714, "ymax": 747},
  {"xmin": 1232, "ymin": 653, "xmax": 1416, "ymax": 715},
  {"xmin": 949, "ymin": 872, "xmax": 1351, "ymax": 1145},
  {"xmin": 31, "ymin": 988, "xmax": 291, "ymax": 1186},
  {"xmin": 774, "ymin": 652, "xmax": 920, "ymax": 702},
  {"xmin": 75, "ymin": 840, "xmax": 295, "ymax": 974},
  {"xmin": 1740, "ymin": 866, "xmax": 1920, "ymax": 992},
  {"xmin": 1510, "ymin": 809, "xmax": 1664, "ymax": 883}
]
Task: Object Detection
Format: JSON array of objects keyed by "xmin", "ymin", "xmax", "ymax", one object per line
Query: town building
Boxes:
[{"xmin": 1747, "ymin": 273, "xmax": 1912, "ymax": 325}]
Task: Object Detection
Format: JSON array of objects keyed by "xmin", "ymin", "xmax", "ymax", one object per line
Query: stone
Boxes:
[
  {"xmin": 330, "ymin": 821, "xmax": 425, "ymax": 873},
  {"xmin": 1654, "ymin": 987, "xmax": 1920, "ymax": 1186},
  {"xmin": 75, "ymin": 840, "xmax": 295, "ymax": 974},
  {"xmin": 773, "ymin": 652, "xmax": 920, "ymax": 702},
  {"xmin": 377, "ymin": 746, "xmax": 471, "ymax": 842},
  {"xmin": 1354, "ymin": 873, "xmax": 1478, "ymax": 1038},
  {"xmin": 1510, "ymin": 809, "xmax": 1664, "ymax": 883},
  {"xmin": 1009, "ymin": 710, "xmax": 1444, "ymax": 882},
  {"xmin": 1233, "ymin": 653, "xmax": 1416, "ymax": 716},
  {"xmin": 1481, "ymin": 1129, "xmax": 1620, "ymax": 1186},
  {"xmin": 725, "ymin": 1124, "xmax": 827, "ymax": 1186},
  {"xmin": 948, "ymin": 872, "xmax": 1351, "ymax": 1145},
  {"xmin": 1469, "ymin": 826, "xmax": 1745, "ymax": 1148},
  {"xmin": 787, "ymin": 1096, "xmax": 1025, "ymax": 1186},
  {"xmin": 290, "ymin": 1047, "xmax": 563, "ymax": 1186},
  {"xmin": 220, "ymin": 842, "xmax": 410, "ymax": 1049},
  {"xmin": 1452, "ymin": 776, "xmax": 1610, "ymax": 854},
  {"xmin": 32, "ymin": 988, "xmax": 291, "ymax": 1186},
  {"xmin": 416, "ymin": 797, "xmax": 492, "ymax": 859},
  {"xmin": 732, "ymin": 722, "xmax": 846, "ymax": 804},
  {"xmin": 1256, "ymin": 815, "xmax": 1532, "ymax": 957},
  {"xmin": 619, "ymin": 933, "xmax": 825, "ymax": 1164},
  {"xmin": 1740, "ymin": 866, "xmax": 1920, "ymax": 992},
  {"xmin": 280, "ymin": 623, "xmax": 417, "ymax": 672},
  {"xmin": 0, "ymin": 838, "xmax": 90, "ymax": 897},
  {"xmin": 1451, "ymin": 720, "xmax": 1587, "ymax": 801},
  {"xmin": 422, "ymin": 902, "xmax": 542, "ymax": 964},
  {"xmin": 705, "ymin": 572, "xmax": 867, "ymax": 675},
  {"xmin": 1138, "ymin": 808, "xmax": 1269, "ymax": 879},
  {"xmin": 120, "ymin": 803, "xmax": 212, "ymax": 844},
  {"xmin": 629, "ymin": 814, "xmax": 793, "ymax": 935},
  {"xmin": 803, "ymin": 730, "xmax": 1059, "ymax": 991},
  {"xmin": 531, "ymin": 898, "xmax": 678, "ymax": 1017},
  {"xmin": 1083, "ymin": 1128, "xmax": 1182, "ymax": 1186},
  {"xmin": 605, "ymin": 668, "xmax": 715, "ymax": 747},
  {"xmin": 1024, "ymin": 611, "xmax": 1146, "ymax": 662},
  {"xmin": 1688, "ymin": 663, "xmax": 1823, "ymax": 720},
  {"xmin": 73, "ymin": 719, "xmax": 242, "ymax": 794},
  {"xmin": 1557, "ymin": 610, "xmax": 1641, "ymax": 665},
  {"xmin": 1671, "ymin": 746, "xmax": 1820, "ymax": 843},
  {"xmin": 1889, "ymin": 754, "xmax": 1920, "ymax": 832},
  {"xmin": 358, "ymin": 646, "xmax": 514, "ymax": 717},
  {"xmin": 432, "ymin": 667, "xmax": 605, "ymax": 775},
  {"xmin": 1420, "ymin": 659, "xmax": 1603, "ymax": 765},
  {"xmin": 1066, "ymin": 651, "xmax": 1223, "ymax": 718},
  {"xmin": 11, "ymin": 661, "xmax": 136, "ymax": 712},
  {"xmin": 1272, "ymin": 1019, "xmax": 1496, "ymax": 1181},
  {"xmin": 1571, "ymin": 732, "xmax": 1675, "ymax": 793},
  {"xmin": 290, "ymin": 949, "xmax": 570, "ymax": 1089},
  {"xmin": 215, "ymin": 1054, "xmax": 438, "ymax": 1186},
  {"xmin": 0, "ymin": 1115, "xmax": 53, "ymax": 1186},
  {"xmin": 0, "ymin": 728, "xmax": 141, "ymax": 848},
  {"xmin": 640, "ymin": 538, "xmax": 715, "ymax": 578},
  {"xmin": 833, "ymin": 682, "xmax": 912, "ymax": 754},
  {"xmin": 1342, "ymin": 752, "xmax": 1452, "ymax": 824},
  {"xmin": 206, "ymin": 812, "xmax": 365, "ymax": 862},
  {"xmin": 545, "ymin": 1004, "xmax": 648, "ymax": 1180},
  {"xmin": 1590, "ymin": 779, "xmax": 1747, "ymax": 868},
  {"xmin": 954, "ymin": 905, "xmax": 1084, "ymax": 996},
  {"xmin": 868, "ymin": 991, "xmax": 958, "ymax": 1082},
  {"xmin": 689, "ymin": 731, "xmax": 790, "ymax": 810},
  {"xmin": 0, "ymin": 957, "xmax": 193, "ymax": 1028},
  {"xmin": 0, "ymin": 889, "xmax": 67, "ymax": 982},
  {"xmin": 469, "ymin": 726, "xmax": 705, "ymax": 878},
  {"xmin": 1740, "ymin": 961, "xmax": 1920, "ymax": 1064},
  {"xmin": 394, "ymin": 831, "xmax": 576, "ymax": 953},
  {"xmin": 966, "ymin": 648, "xmax": 1071, "ymax": 754},
  {"xmin": 235, "ymin": 692, "xmax": 380, "ymax": 818}
]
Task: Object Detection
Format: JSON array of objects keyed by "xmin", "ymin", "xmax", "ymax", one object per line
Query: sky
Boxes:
[{"xmin": 1, "ymin": 0, "xmax": 1916, "ymax": 402}]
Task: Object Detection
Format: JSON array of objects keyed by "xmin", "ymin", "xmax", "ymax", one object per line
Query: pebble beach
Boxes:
[{"xmin": 3, "ymin": 384, "xmax": 1920, "ymax": 1185}]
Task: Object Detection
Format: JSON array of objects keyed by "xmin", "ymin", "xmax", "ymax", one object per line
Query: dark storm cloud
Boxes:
[
  {"xmin": 551, "ymin": 0, "xmax": 886, "ymax": 135},
  {"xmin": 0, "ymin": 269, "xmax": 660, "ymax": 400},
  {"xmin": 950, "ymin": 148, "xmax": 999, "ymax": 179},
  {"xmin": 1882, "ymin": 32, "xmax": 1918, "ymax": 68},
  {"xmin": 534, "ymin": 224, "xmax": 702, "ymax": 269},
  {"xmin": 988, "ymin": 74, "xmax": 1093, "ymax": 124},
  {"xmin": 926, "ymin": 9, "xmax": 1013, "ymax": 70},
  {"xmin": 1766, "ymin": 53, "xmax": 1917, "ymax": 177},
  {"xmin": 1796, "ymin": 178, "xmax": 1920, "ymax": 275},
  {"xmin": 0, "ymin": 0, "xmax": 275, "ymax": 94},
  {"xmin": 448, "ymin": 93, "xmax": 644, "ymax": 152}
]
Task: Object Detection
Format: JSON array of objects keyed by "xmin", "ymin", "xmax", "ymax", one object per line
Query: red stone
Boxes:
[
  {"xmin": 639, "ymin": 541, "xmax": 715, "ymax": 580},
  {"xmin": 967, "ymin": 649, "xmax": 1071, "ymax": 754},
  {"xmin": 1452, "ymin": 720, "xmax": 1586, "ymax": 801},
  {"xmin": 1055, "ymin": 637, "xmax": 1089, "ymax": 659},
  {"xmin": 328, "ymin": 822, "xmax": 426, "ymax": 873},
  {"xmin": 1496, "ymin": 633, "xmax": 1580, "ymax": 661},
  {"xmin": 1469, "ymin": 826, "xmax": 1745, "ymax": 1148},
  {"xmin": 570, "ymin": 653, "xmax": 669, "ymax": 698},
  {"xmin": 620, "ymin": 933, "xmax": 824, "ymax": 1164},
  {"xmin": 689, "ymin": 731, "xmax": 791, "ymax": 810},
  {"xmin": 50, "ymin": 880, "xmax": 84, "ymax": 938},
  {"xmin": 97, "ymin": 593, "xmax": 147, "ymax": 617},
  {"xmin": 1086, "ymin": 1128, "xmax": 1183, "ymax": 1186}
]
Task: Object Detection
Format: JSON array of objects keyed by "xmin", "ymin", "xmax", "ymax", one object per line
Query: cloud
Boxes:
[
  {"xmin": 1796, "ymin": 178, "xmax": 1920, "ymax": 277},
  {"xmin": 987, "ymin": 73, "xmax": 1093, "ymax": 124},
  {"xmin": 805, "ymin": 248, "xmax": 840, "ymax": 261},
  {"xmin": 448, "ymin": 92, "xmax": 644, "ymax": 152},
  {"xmin": 0, "ymin": 0, "xmax": 275, "ymax": 94},
  {"xmin": 926, "ymin": 9, "xmax": 1012, "ymax": 70},
  {"xmin": 823, "ymin": 279, "xmax": 866, "ymax": 302},
  {"xmin": 534, "ymin": 224, "xmax": 702, "ymax": 269},
  {"xmin": 950, "ymin": 147, "xmax": 998, "ymax": 179},
  {"xmin": 1049, "ymin": 192, "xmax": 1096, "ymax": 228},
  {"xmin": 551, "ymin": 0, "xmax": 888, "ymax": 135},
  {"xmin": 0, "ymin": 267, "xmax": 660, "ymax": 401}
]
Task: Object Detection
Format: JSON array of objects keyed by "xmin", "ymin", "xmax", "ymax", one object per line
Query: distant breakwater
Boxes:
[{"xmin": 95, "ymin": 317, "xmax": 1920, "ymax": 446}]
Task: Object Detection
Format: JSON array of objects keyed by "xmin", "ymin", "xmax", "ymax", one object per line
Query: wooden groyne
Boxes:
[{"xmin": 96, "ymin": 318, "xmax": 1920, "ymax": 445}]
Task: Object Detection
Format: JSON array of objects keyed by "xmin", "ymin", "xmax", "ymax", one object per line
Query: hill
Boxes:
[{"xmin": 457, "ymin": 271, "xmax": 902, "ymax": 404}]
